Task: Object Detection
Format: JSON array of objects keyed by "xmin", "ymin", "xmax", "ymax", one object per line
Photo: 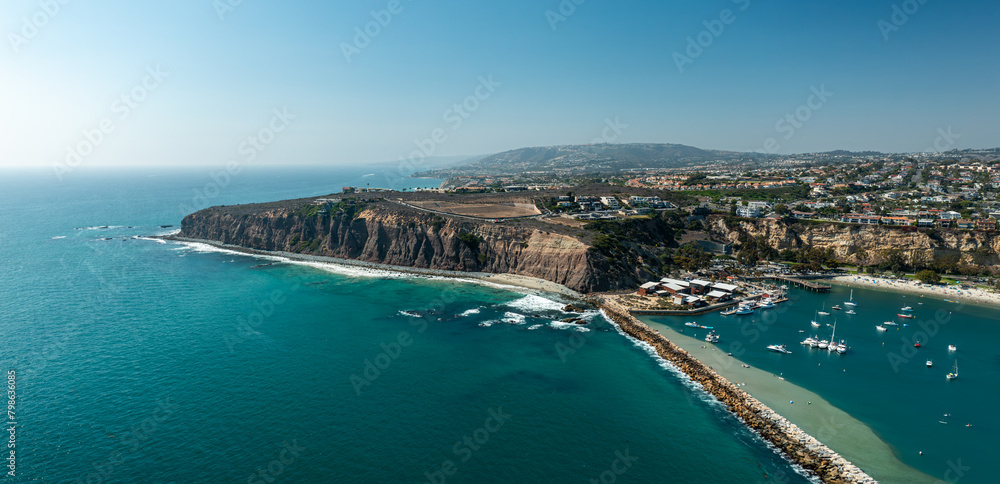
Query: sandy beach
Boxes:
[
  {"xmin": 831, "ymin": 274, "xmax": 1000, "ymax": 307},
  {"xmin": 166, "ymin": 236, "xmax": 583, "ymax": 298}
]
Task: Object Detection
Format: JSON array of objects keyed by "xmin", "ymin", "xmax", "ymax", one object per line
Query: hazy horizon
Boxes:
[{"xmin": 3, "ymin": 0, "xmax": 998, "ymax": 172}]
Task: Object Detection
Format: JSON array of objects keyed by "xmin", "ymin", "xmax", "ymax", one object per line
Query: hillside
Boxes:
[{"xmin": 418, "ymin": 143, "xmax": 759, "ymax": 177}]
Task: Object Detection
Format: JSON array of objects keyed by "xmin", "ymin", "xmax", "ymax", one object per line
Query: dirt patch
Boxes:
[{"xmin": 409, "ymin": 200, "xmax": 540, "ymax": 218}]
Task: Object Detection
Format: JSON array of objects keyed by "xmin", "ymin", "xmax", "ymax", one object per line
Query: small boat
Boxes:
[
  {"xmin": 883, "ymin": 321, "xmax": 898, "ymax": 326},
  {"xmin": 844, "ymin": 289, "xmax": 857, "ymax": 306},
  {"xmin": 720, "ymin": 309, "xmax": 737, "ymax": 315},
  {"xmin": 914, "ymin": 342, "xmax": 921, "ymax": 348},
  {"xmin": 926, "ymin": 360, "xmax": 933, "ymax": 367},
  {"xmin": 876, "ymin": 325, "xmax": 887, "ymax": 331},
  {"xmin": 705, "ymin": 331, "xmax": 720, "ymax": 343},
  {"xmin": 827, "ymin": 321, "xmax": 840, "ymax": 353},
  {"xmin": 801, "ymin": 337, "xmax": 817, "ymax": 346},
  {"xmin": 897, "ymin": 313, "xmax": 915, "ymax": 319},
  {"xmin": 845, "ymin": 309, "xmax": 856, "ymax": 315},
  {"xmin": 831, "ymin": 305, "xmax": 842, "ymax": 311},
  {"xmin": 817, "ymin": 303, "xmax": 829, "ymax": 316},
  {"xmin": 817, "ymin": 339, "xmax": 829, "ymax": 349},
  {"xmin": 901, "ymin": 306, "xmax": 913, "ymax": 311},
  {"xmin": 684, "ymin": 322, "xmax": 700, "ymax": 328},
  {"xmin": 758, "ymin": 299, "xmax": 776, "ymax": 309},
  {"xmin": 837, "ymin": 341, "xmax": 847, "ymax": 354},
  {"xmin": 767, "ymin": 344, "xmax": 791, "ymax": 354},
  {"xmin": 734, "ymin": 306, "xmax": 754, "ymax": 315},
  {"xmin": 948, "ymin": 345, "xmax": 957, "ymax": 352},
  {"xmin": 946, "ymin": 360, "xmax": 958, "ymax": 380}
]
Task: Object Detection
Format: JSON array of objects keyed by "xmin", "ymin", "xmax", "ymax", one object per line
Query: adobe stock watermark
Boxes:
[
  {"xmin": 758, "ymin": 85, "xmax": 834, "ymax": 154},
  {"xmin": 340, "ymin": 0, "xmax": 412, "ymax": 63},
  {"xmin": 52, "ymin": 65, "xmax": 169, "ymax": 182},
  {"xmin": 350, "ymin": 286, "xmax": 463, "ymax": 395},
  {"xmin": 940, "ymin": 458, "xmax": 971, "ymax": 484},
  {"xmin": 224, "ymin": 288, "xmax": 296, "ymax": 354},
  {"xmin": 886, "ymin": 305, "xmax": 961, "ymax": 372},
  {"xmin": 877, "ymin": 0, "xmax": 930, "ymax": 41},
  {"xmin": 590, "ymin": 117, "xmax": 628, "ymax": 145},
  {"xmin": 246, "ymin": 440, "xmax": 306, "ymax": 484},
  {"xmin": 72, "ymin": 397, "xmax": 177, "ymax": 484},
  {"xmin": 545, "ymin": 0, "xmax": 589, "ymax": 31},
  {"xmin": 923, "ymin": 126, "xmax": 960, "ymax": 154},
  {"xmin": 178, "ymin": 107, "xmax": 295, "ymax": 215},
  {"xmin": 587, "ymin": 448, "xmax": 638, "ymax": 484},
  {"xmin": 422, "ymin": 407, "xmax": 511, "ymax": 484},
  {"xmin": 672, "ymin": 0, "xmax": 751, "ymax": 73},
  {"xmin": 213, "ymin": 0, "xmax": 248, "ymax": 21},
  {"xmin": 381, "ymin": 75, "xmax": 501, "ymax": 188},
  {"xmin": 7, "ymin": 0, "xmax": 73, "ymax": 54}
]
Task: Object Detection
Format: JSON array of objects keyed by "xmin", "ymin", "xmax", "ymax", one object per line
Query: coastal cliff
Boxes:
[
  {"xmin": 178, "ymin": 199, "xmax": 635, "ymax": 293},
  {"xmin": 708, "ymin": 216, "xmax": 1000, "ymax": 270}
]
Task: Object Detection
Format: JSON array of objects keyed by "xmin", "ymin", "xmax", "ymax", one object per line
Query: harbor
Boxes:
[
  {"xmin": 629, "ymin": 281, "xmax": 993, "ymax": 483},
  {"xmin": 594, "ymin": 296, "xmax": 878, "ymax": 483}
]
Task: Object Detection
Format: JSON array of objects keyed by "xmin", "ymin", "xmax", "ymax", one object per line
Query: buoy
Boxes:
[{"xmin": 790, "ymin": 401, "xmax": 794, "ymax": 404}]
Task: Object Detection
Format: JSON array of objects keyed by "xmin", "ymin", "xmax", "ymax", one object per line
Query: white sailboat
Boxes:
[
  {"xmin": 946, "ymin": 360, "xmax": 958, "ymax": 380},
  {"xmin": 844, "ymin": 289, "xmax": 857, "ymax": 307},
  {"xmin": 827, "ymin": 321, "xmax": 842, "ymax": 353},
  {"xmin": 818, "ymin": 303, "xmax": 830, "ymax": 316}
]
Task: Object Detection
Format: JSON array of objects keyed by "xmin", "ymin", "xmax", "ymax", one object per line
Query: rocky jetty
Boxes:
[{"xmin": 593, "ymin": 297, "xmax": 877, "ymax": 484}]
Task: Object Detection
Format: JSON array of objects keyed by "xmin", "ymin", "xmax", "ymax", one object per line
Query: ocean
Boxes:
[
  {"xmin": 1, "ymin": 166, "xmax": 816, "ymax": 483},
  {"xmin": 644, "ymin": 282, "xmax": 997, "ymax": 483}
]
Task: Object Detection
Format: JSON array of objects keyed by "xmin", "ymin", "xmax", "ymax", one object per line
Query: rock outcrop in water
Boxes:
[{"xmin": 178, "ymin": 199, "xmax": 634, "ymax": 293}]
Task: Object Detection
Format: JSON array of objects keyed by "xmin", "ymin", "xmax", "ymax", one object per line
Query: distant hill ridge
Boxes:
[{"xmin": 420, "ymin": 143, "xmax": 749, "ymax": 176}]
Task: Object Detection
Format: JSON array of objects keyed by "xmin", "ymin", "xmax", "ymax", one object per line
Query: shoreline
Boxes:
[
  {"xmin": 164, "ymin": 236, "xmax": 583, "ymax": 299},
  {"xmin": 828, "ymin": 274, "xmax": 999, "ymax": 308},
  {"xmin": 592, "ymin": 296, "xmax": 877, "ymax": 483}
]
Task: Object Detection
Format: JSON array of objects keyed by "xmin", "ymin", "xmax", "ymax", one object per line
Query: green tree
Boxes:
[{"xmin": 915, "ymin": 270, "xmax": 941, "ymax": 284}]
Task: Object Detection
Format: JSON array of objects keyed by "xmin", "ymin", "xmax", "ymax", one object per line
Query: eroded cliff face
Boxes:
[
  {"xmin": 179, "ymin": 202, "xmax": 631, "ymax": 293},
  {"xmin": 707, "ymin": 216, "xmax": 1000, "ymax": 268}
]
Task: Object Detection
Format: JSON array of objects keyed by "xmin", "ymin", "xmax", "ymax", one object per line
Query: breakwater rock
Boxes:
[{"xmin": 593, "ymin": 297, "xmax": 877, "ymax": 484}]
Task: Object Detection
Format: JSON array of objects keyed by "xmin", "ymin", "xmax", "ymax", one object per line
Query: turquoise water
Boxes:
[
  {"xmin": 0, "ymin": 167, "xmax": 812, "ymax": 483},
  {"xmin": 648, "ymin": 285, "xmax": 998, "ymax": 484}
]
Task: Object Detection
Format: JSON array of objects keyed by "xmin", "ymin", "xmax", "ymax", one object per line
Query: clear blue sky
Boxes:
[{"xmin": 2, "ymin": 0, "xmax": 998, "ymax": 169}]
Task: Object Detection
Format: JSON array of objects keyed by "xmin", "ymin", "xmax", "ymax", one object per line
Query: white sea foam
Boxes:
[
  {"xmin": 500, "ymin": 312, "xmax": 526, "ymax": 325},
  {"xmin": 527, "ymin": 324, "xmax": 543, "ymax": 330},
  {"xmin": 398, "ymin": 310, "xmax": 421, "ymax": 318},
  {"xmin": 50, "ymin": 236, "xmax": 66, "ymax": 239},
  {"xmin": 549, "ymin": 321, "xmax": 590, "ymax": 332},
  {"xmin": 459, "ymin": 308, "xmax": 481, "ymax": 317},
  {"xmin": 134, "ymin": 236, "xmax": 166, "ymax": 244},
  {"xmin": 478, "ymin": 321, "xmax": 496, "ymax": 327},
  {"xmin": 504, "ymin": 294, "xmax": 565, "ymax": 313}
]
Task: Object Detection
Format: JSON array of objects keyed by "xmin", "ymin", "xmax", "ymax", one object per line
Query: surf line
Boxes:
[{"xmin": 591, "ymin": 296, "xmax": 875, "ymax": 484}]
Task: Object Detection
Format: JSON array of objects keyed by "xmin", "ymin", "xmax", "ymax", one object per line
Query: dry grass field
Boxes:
[{"xmin": 409, "ymin": 200, "xmax": 541, "ymax": 218}]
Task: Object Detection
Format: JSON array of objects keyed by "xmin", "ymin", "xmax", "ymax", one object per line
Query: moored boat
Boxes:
[
  {"xmin": 946, "ymin": 360, "xmax": 958, "ymax": 380},
  {"xmin": 844, "ymin": 289, "xmax": 857, "ymax": 307},
  {"xmin": 767, "ymin": 344, "xmax": 791, "ymax": 354},
  {"xmin": 897, "ymin": 313, "xmax": 914, "ymax": 319}
]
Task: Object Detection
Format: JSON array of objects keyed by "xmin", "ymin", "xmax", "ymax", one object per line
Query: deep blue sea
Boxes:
[{"xmin": 0, "ymin": 166, "xmax": 817, "ymax": 483}]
